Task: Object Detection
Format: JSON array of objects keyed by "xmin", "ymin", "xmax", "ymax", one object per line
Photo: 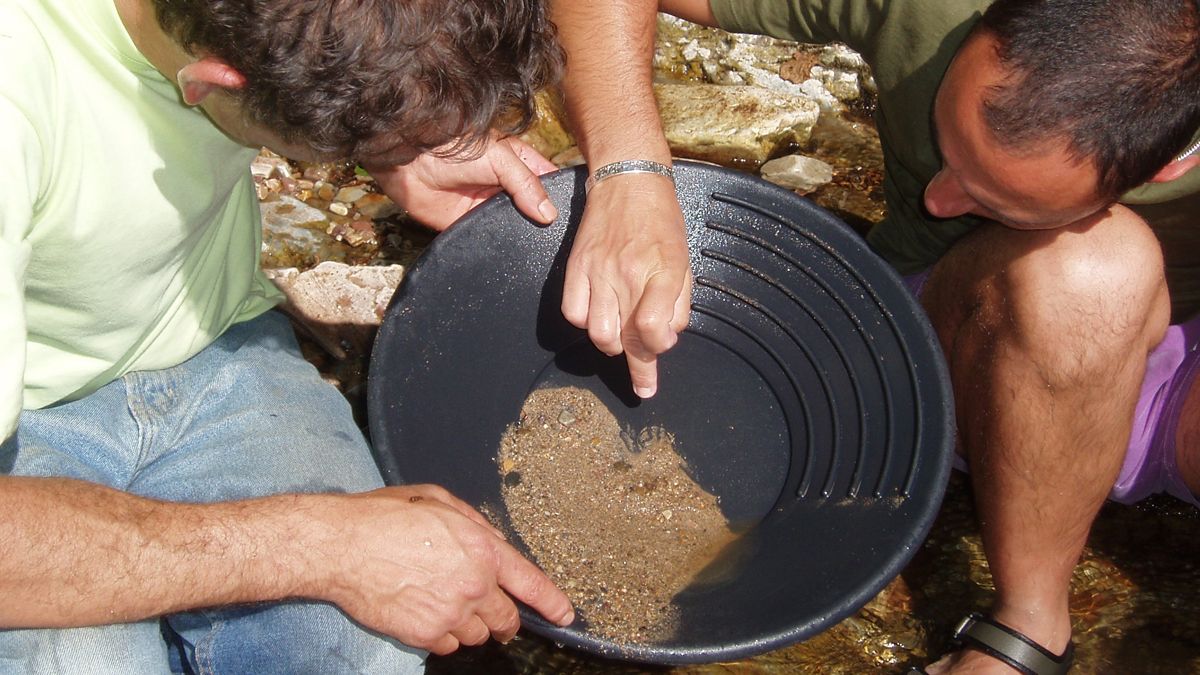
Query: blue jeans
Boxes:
[{"xmin": 0, "ymin": 311, "xmax": 425, "ymax": 674}]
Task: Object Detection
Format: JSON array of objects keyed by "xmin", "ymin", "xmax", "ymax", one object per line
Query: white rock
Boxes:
[
  {"xmin": 266, "ymin": 262, "xmax": 406, "ymax": 356},
  {"xmin": 821, "ymin": 43, "xmax": 868, "ymax": 71},
  {"xmin": 251, "ymin": 155, "xmax": 291, "ymax": 180},
  {"xmin": 261, "ymin": 195, "xmax": 328, "ymax": 235},
  {"xmin": 334, "ymin": 185, "xmax": 369, "ymax": 203},
  {"xmin": 811, "ymin": 65, "xmax": 861, "ymax": 102},
  {"xmin": 267, "ymin": 261, "xmax": 405, "ymax": 325},
  {"xmin": 759, "ymin": 154, "xmax": 835, "ymax": 192}
]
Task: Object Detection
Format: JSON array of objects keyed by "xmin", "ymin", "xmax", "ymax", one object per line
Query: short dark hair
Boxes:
[
  {"xmin": 153, "ymin": 0, "xmax": 563, "ymax": 161},
  {"xmin": 979, "ymin": 0, "xmax": 1200, "ymax": 200}
]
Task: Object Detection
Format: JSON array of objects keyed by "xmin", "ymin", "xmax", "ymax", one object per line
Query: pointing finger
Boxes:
[{"xmin": 494, "ymin": 543, "xmax": 575, "ymax": 627}]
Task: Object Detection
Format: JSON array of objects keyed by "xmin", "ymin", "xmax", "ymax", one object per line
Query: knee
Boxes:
[
  {"xmin": 1008, "ymin": 206, "xmax": 1167, "ymax": 346},
  {"xmin": 930, "ymin": 208, "xmax": 1170, "ymax": 381}
]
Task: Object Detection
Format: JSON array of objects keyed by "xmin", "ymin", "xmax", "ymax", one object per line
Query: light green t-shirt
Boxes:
[
  {"xmin": 709, "ymin": 0, "xmax": 1200, "ymax": 272},
  {"xmin": 0, "ymin": 0, "xmax": 282, "ymax": 440}
]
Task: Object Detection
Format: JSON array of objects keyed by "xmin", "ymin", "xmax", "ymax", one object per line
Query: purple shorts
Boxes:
[{"xmin": 904, "ymin": 271, "xmax": 1200, "ymax": 507}]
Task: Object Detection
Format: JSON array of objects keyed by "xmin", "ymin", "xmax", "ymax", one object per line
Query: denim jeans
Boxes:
[{"xmin": 0, "ymin": 311, "xmax": 425, "ymax": 674}]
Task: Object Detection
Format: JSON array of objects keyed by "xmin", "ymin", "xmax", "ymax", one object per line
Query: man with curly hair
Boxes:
[{"xmin": 0, "ymin": 0, "xmax": 573, "ymax": 671}]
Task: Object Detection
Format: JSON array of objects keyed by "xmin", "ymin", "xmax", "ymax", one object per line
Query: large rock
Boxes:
[
  {"xmin": 654, "ymin": 82, "xmax": 820, "ymax": 166},
  {"xmin": 655, "ymin": 15, "xmax": 873, "ymax": 109},
  {"xmin": 260, "ymin": 196, "xmax": 335, "ymax": 268},
  {"xmin": 266, "ymin": 261, "xmax": 405, "ymax": 359}
]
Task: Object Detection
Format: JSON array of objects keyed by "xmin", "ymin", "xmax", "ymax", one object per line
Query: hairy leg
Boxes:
[
  {"xmin": 1173, "ymin": 374, "xmax": 1200, "ymax": 497},
  {"xmin": 1161, "ymin": 190, "xmax": 1200, "ymax": 499},
  {"xmin": 920, "ymin": 206, "xmax": 1170, "ymax": 673}
]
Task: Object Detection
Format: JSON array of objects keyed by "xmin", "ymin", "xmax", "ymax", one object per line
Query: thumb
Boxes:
[{"xmin": 493, "ymin": 139, "xmax": 558, "ymax": 224}]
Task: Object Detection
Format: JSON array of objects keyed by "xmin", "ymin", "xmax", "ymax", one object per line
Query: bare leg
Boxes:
[
  {"xmin": 1172, "ymin": 372, "xmax": 1200, "ymax": 498},
  {"xmin": 1137, "ymin": 192, "xmax": 1200, "ymax": 500},
  {"xmin": 920, "ymin": 206, "xmax": 1170, "ymax": 674}
]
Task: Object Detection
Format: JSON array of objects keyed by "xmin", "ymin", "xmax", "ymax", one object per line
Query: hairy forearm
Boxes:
[
  {"xmin": 551, "ymin": 0, "xmax": 671, "ymax": 166},
  {"xmin": 0, "ymin": 476, "xmax": 320, "ymax": 628}
]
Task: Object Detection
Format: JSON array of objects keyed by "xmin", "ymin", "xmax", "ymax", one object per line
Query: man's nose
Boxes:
[{"xmin": 923, "ymin": 170, "xmax": 977, "ymax": 218}]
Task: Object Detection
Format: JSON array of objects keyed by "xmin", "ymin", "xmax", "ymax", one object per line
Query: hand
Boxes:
[
  {"xmin": 365, "ymin": 135, "xmax": 560, "ymax": 231},
  {"xmin": 561, "ymin": 173, "xmax": 692, "ymax": 398},
  {"xmin": 307, "ymin": 485, "xmax": 574, "ymax": 654}
]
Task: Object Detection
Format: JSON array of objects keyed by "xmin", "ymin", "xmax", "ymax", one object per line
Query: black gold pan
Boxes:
[{"xmin": 366, "ymin": 160, "xmax": 955, "ymax": 665}]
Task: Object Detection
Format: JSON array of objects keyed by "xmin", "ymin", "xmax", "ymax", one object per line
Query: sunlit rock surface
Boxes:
[
  {"xmin": 655, "ymin": 82, "xmax": 819, "ymax": 166},
  {"xmin": 518, "ymin": 89, "xmax": 575, "ymax": 163},
  {"xmin": 266, "ymin": 262, "xmax": 403, "ymax": 357},
  {"xmin": 654, "ymin": 15, "xmax": 873, "ymax": 110}
]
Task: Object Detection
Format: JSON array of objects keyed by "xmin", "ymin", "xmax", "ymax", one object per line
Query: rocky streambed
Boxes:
[{"xmin": 260, "ymin": 15, "xmax": 1200, "ymax": 674}]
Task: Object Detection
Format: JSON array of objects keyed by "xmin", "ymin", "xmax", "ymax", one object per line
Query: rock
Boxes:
[
  {"xmin": 780, "ymin": 50, "xmax": 821, "ymax": 84},
  {"xmin": 326, "ymin": 219, "xmax": 378, "ymax": 248},
  {"xmin": 655, "ymin": 15, "xmax": 870, "ymax": 109},
  {"xmin": 551, "ymin": 146, "xmax": 585, "ymax": 168},
  {"xmin": 519, "ymin": 89, "xmax": 576, "ymax": 162},
  {"xmin": 334, "ymin": 185, "xmax": 369, "ymax": 203},
  {"xmin": 266, "ymin": 261, "xmax": 405, "ymax": 358},
  {"xmin": 260, "ymin": 195, "xmax": 330, "ymax": 249},
  {"xmin": 354, "ymin": 192, "xmax": 400, "ymax": 220},
  {"xmin": 759, "ymin": 154, "xmax": 835, "ymax": 193},
  {"xmin": 654, "ymin": 82, "xmax": 820, "ymax": 166},
  {"xmin": 251, "ymin": 151, "xmax": 292, "ymax": 180},
  {"xmin": 811, "ymin": 65, "xmax": 862, "ymax": 102}
]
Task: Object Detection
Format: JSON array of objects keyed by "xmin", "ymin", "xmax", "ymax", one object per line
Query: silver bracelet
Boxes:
[{"xmin": 584, "ymin": 160, "xmax": 675, "ymax": 194}]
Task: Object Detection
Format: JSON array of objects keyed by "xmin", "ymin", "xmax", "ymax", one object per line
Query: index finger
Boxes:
[
  {"xmin": 494, "ymin": 542, "xmax": 575, "ymax": 627},
  {"xmin": 624, "ymin": 267, "xmax": 689, "ymax": 397}
]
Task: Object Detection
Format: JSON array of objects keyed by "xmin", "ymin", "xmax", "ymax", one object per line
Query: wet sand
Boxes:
[{"xmin": 498, "ymin": 386, "xmax": 736, "ymax": 645}]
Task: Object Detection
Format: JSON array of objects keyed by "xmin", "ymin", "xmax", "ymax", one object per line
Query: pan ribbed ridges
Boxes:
[{"xmin": 690, "ymin": 192, "xmax": 925, "ymax": 502}]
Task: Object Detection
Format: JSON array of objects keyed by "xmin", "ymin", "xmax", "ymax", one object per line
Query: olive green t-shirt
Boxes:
[{"xmin": 709, "ymin": 0, "xmax": 1200, "ymax": 273}]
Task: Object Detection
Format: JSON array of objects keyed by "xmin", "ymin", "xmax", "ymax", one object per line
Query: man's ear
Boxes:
[
  {"xmin": 1149, "ymin": 153, "xmax": 1200, "ymax": 183},
  {"xmin": 176, "ymin": 57, "xmax": 246, "ymax": 106}
]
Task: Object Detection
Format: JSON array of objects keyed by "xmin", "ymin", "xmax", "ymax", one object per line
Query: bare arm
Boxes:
[
  {"xmin": 0, "ymin": 476, "xmax": 297, "ymax": 628},
  {"xmin": 551, "ymin": 0, "xmax": 692, "ymax": 399},
  {"xmin": 660, "ymin": 0, "xmax": 718, "ymax": 26},
  {"xmin": 0, "ymin": 477, "xmax": 572, "ymax": 654}
]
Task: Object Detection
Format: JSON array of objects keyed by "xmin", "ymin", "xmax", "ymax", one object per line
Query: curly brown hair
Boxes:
[{"xmin": 153, "ymin": 0, "xmax": 563, "ymax": 161}]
